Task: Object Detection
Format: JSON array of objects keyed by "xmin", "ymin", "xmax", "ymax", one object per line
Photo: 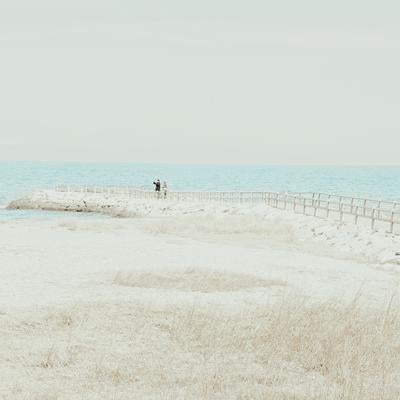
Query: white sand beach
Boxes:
[{"xmin": 2, "ymin": 191, "xmax": 400, "ymax": 399}]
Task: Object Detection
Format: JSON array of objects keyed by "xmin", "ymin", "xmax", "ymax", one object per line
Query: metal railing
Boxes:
[{"xmin": 54, "ymin": 185, "xmax": 400, "ymax": 234}]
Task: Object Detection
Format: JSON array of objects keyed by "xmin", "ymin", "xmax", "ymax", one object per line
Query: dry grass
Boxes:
[
  {"xmin": 114, "ymin": 268, "xmax": 286, "ymax": 292},
  {"xmin": 141, "ymin": 215, "xmax": 296, "ymax": 242},
  {"xmin": 1, "ymin": 294, "xmax": 400, "ymax": 399}
]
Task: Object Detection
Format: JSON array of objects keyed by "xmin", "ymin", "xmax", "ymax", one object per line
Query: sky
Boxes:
[{"xmin": 0, "ymin": 0, "xmax": 399, "ymax": 165}]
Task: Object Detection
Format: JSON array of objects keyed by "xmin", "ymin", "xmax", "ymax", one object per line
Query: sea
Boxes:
[{"xmin": 1, "ymin": 161, "xmax": 399, "ymax": 220}]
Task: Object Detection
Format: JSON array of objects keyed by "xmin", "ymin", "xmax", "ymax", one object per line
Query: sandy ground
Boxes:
[{"xmin": 2, "ymin": 193, "xmax": 400, "ymax": 399}]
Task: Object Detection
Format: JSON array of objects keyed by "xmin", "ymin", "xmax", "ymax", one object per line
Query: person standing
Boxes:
[
  {"xmin": 162, "ymin": 181, "xmax": 168, "ymax": 199},
  {"xmin": 153, "ymin": 179, "xmax": 161, "ymax": 198}
]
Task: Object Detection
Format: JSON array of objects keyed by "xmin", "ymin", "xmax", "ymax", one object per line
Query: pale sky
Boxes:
[{"xmin": 0, "ymin": 0, "xmax": 399, "ymax": 164}]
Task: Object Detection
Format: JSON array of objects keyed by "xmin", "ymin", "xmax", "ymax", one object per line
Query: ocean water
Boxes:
[{"xmin": 1, "ymin": 161, "xmax": 399, "ymax": 219}]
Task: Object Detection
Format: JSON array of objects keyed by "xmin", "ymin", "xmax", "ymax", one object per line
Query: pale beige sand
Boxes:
[{"xmin": 1, "ymin": 198, "xmax": 400, "ymax": 398}]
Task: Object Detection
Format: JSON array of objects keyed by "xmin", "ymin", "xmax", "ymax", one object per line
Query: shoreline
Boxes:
[{"xmin": 7, "ymin": 189, "xmax": 400, "ymax": 265}]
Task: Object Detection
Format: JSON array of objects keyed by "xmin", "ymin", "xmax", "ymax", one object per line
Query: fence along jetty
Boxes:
[{"xmin": 52, "ymin": 185, "xmax": 400, "ymax": 235}]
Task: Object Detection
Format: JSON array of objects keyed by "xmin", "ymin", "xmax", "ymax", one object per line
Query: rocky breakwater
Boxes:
[{"xmin": 6, "ymin": 190, "xmax": 125, "ymax": 216}]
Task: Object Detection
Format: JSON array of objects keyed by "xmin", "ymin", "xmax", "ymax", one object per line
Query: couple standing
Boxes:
[{"xmin": 153, "ymin": 179, "xmax": 168, "ymax": 198}]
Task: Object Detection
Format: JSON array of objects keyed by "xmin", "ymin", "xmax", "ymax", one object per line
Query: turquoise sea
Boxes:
[{"xmin": 1, "ymin": 161, "xmax": 399, "ymax": 219}]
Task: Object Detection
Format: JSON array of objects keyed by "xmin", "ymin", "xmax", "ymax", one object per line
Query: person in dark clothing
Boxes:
[{"xmin": 153, "ymin": 179, "xmax": 161, "ymax": 192}]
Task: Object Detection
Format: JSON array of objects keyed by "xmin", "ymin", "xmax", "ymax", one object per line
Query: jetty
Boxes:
[{"xmin": 52, "ymin": 185, "xmax": 400, "ymax": 235}]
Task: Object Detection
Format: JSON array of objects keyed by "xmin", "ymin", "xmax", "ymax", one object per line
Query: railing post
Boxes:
[
  {"xmin": 327, "ymin": 195, "xmax": 330, "ymax": 217},
  {"xmin": 313, "ymin": 195, "xmax": 317, "ymax": 217},
  {"xmin": 371, "ymin": 209, "xmax": 376, "ymax": 230},
  {"xmin": 390, "ymin": 211, "xmax": 394, "ymax": 234}
]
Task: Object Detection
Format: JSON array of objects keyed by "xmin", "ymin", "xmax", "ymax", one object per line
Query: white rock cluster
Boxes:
[{"xmin": 8, "ymin": 190, "xmax": 400, "ymax": 266}]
